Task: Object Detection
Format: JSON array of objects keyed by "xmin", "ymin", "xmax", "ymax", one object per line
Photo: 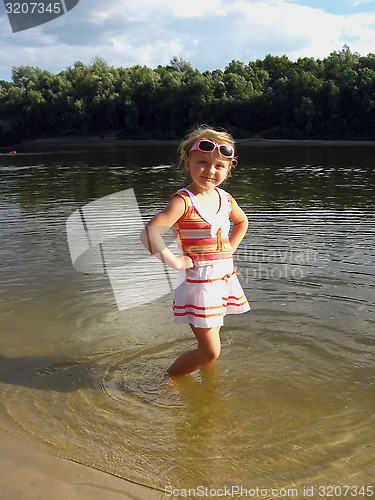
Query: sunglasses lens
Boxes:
[
  {"xmin": 219, "ymin": 145, "xmax": 234, "ymax": 157},
  {"xmin": 193, "ymin": 140, "xmax": 234, "ymax": 158},
  {"xmin": 198, "ymin": 140, "xmax": 215, "ymax": 152}
]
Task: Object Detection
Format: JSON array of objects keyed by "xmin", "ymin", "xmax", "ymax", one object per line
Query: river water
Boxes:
[{"xmin": 0, "ymin": 142, "xmax": 374, "ymax": 496}]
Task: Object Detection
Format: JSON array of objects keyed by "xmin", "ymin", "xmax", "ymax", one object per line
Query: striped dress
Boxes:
[{"xmin": 171, "ymin": 187, "xmax": 250, "ymax": 328}]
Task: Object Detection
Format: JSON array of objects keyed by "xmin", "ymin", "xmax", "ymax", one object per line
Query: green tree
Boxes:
[{"xmin": 1, "ymin": 48, "xmax": 375, "ymax": 144}]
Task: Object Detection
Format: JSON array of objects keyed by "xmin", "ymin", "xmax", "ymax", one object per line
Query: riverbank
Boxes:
[{"xmin": 2, "ymin": 134, "xmax": 375, "ymax": 154}]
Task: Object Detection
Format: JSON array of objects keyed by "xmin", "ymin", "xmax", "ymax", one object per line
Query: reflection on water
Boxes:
[{"xmin": 0, "ymin": 143, "xmax": 374, "ymax": 492}]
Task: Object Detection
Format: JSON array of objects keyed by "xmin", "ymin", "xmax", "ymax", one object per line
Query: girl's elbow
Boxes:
[{"xmin": 140, "ymin": 227, "xmax": 149, "ymax": 249}]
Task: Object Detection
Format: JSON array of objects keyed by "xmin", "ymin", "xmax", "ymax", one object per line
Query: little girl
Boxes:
[{"xmin": 140, "ymin": 125, "xmax": 250, "ymax": 376}]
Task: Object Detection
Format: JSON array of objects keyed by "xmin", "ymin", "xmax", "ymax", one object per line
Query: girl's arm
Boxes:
[
  {"xmin": 229, "ymin": 198, "xmax": 248, "ymax": 253},
  {"xmin": 140, "ymin": 195, "xmax": 194, "ymax": 271}
]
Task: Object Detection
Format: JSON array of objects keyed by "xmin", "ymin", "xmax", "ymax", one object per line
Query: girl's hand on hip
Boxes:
[{"xmin": 177, "ymin": 255, "xmax": 194, "ymax": 270}]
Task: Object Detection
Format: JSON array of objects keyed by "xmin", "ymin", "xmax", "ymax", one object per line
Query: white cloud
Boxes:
[
  {"xmin": 82, "ymin": 0, "xmax": 228, "ymax": 23},
  {"xmin": 0, "ymin": 0, "xmax": 375, "ymax": 80},
  {"xmin": 119, "ymin": 0, "xmax": 229, "ymax": 19},
  {"xmin": 205, "ymin": 0, "xmax": 375, "ymax": 62},
  {"xmin": 111, "ymin": 37, "xmax": 183, "ymax": 67},
  {"xmin": 230, "ymin": 1, "xmax": 342, "ymax": 58}
]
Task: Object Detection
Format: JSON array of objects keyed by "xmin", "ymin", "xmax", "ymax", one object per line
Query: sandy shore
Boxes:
[{"xmin": 0, "ymin": 428, "xmax": 163, "ymax": 500}]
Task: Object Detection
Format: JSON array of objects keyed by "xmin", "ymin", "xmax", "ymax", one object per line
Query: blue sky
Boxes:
[
  {"xmin": 0, "ymin": 0, "xmax": 375, "ymax": 81},
  {"xmin": 290, "ymin": 0, "xmax": 374, "ymax": 15}
]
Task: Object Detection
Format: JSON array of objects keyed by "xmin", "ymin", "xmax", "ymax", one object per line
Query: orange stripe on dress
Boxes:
[
  {"xmin": 173, "ymin": 302, "xmax": 223, "ymax": 311},
  {"xmin": 223, "ymin": 293, "xmax": 246, "ymax": 301},
  {"xmin": 217, "ymin": 228, "xmax": 225, "ymax": 251},
  {"xmin": 173, "ymin": 305, "xmax": 247, "ymax": 318},
  {"xmin": 173, "ymin": 310, "xmax": 224, "ymax": 319},
  {"xmin": 173, "ymin": 294, "xmax": 247, "ymax": 313},
  {"xmin": 224, "ymin": 300, "xmax": 248, "ymax": 307}
]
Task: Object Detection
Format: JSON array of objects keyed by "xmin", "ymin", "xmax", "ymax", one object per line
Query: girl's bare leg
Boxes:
[{"xmin": 166, "ymin": 325, "xmax": 221, "ymax": 377}]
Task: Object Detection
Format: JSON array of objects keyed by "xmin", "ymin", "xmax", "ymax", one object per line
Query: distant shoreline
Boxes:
[{"xmin": 2, "ymin": 135, "xmax": 375, "ymax": 153}]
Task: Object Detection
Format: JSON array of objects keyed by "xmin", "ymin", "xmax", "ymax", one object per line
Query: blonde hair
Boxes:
[{"xmin": 177, "ymin": 125, "xmax": 237, "ymax": 172}]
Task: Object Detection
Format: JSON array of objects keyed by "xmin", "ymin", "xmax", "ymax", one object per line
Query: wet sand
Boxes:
[{"xmin": 0, "ymin": 429, "xmax": 162, "ymax": 500}]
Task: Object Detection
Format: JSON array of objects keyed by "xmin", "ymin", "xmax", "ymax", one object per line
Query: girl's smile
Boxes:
[{"xmin": 185, "ymin": 150, "xmax": 231, "ymax": 192}]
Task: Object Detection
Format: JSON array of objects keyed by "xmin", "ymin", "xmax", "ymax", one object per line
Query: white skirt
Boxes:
[{"xmin": 171, "ymin": 258, "xmax": 250, "ymax": 328}]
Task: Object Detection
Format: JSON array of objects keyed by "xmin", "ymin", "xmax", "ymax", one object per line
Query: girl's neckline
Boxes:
[{"xmin": 183, "ymin": 187, "xmax": 222, "ymax": 215}]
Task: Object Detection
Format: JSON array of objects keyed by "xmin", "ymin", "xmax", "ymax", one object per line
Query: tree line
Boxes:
[{"xmin": 1, "ymin": 45, "xmax": 375, "ymax": 145}]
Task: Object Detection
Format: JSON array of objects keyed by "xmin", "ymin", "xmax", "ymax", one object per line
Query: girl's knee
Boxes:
[
  {"xmin": 199, "ymin": 344, "xmax": 221, "ymax": 365},
  {"xmin": 191, "ymin": 325, "xmax": 221, "ymax": 366}
]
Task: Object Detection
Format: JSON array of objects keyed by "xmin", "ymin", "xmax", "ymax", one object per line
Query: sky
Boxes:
[{"xmin": 0, "ymin": 0, "xmax": 375, "ymax": 82}]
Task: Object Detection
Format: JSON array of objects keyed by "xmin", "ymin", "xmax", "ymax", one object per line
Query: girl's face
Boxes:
[{"xmin": 185, "ymin": 149, "xmax": 231, "ymax": 192}]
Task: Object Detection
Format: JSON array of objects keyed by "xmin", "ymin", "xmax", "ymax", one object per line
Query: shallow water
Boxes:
[{"xmin": 0, "ymin": 143, "xmax": 374, "ymax": 495}]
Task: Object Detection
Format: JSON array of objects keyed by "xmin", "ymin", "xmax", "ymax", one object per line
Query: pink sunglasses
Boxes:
[{"xmin": 188, "ymin": 139, "xmax": 235, "ymax": 159}]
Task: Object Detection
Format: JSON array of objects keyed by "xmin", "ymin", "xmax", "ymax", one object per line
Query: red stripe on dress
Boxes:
[
  {"xmin": 173, "ymin": 296, "xmax": 248, "ymax": 315},
  {"xmin": 172, "ymin": 306, "xmax": 247, "ymax": 319},
  {"xmin": 224, "ymin": 300, "xmax": 249, "ymax": 307},
  {"xmin": 173, "ymin": 302, "xmax": 223, "ymax": 311},
  {"xmin": 173, "ymin": 310, "xmax": 224, "ymax": 319},
  {"xmin": 223, "ymin": 294, "xmax": 248, "ymax": 307}
]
